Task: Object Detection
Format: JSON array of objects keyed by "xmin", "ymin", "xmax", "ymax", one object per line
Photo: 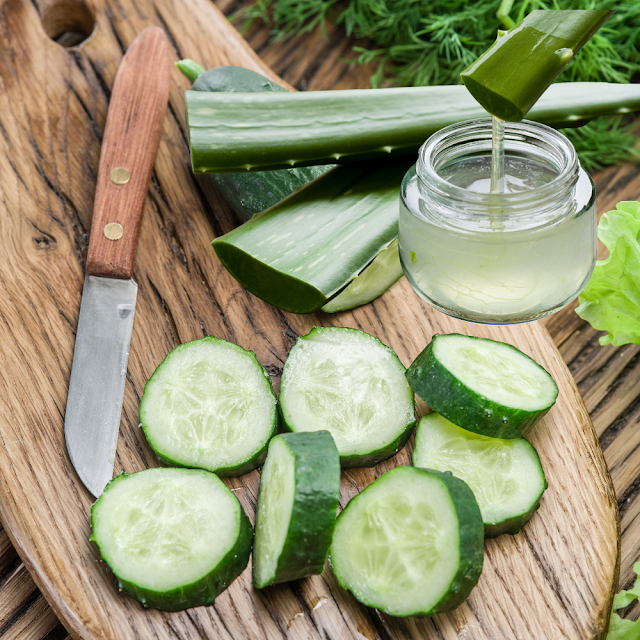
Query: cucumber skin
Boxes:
[
  {"xmin": 406, "ymin": 334, "xmax": 558, "ymax": 439},
  {"xmin": 329, "ymin": 466, "xmax": 483, "ymax": 617},
  {"xmin": 279, "ymin": 401, "xmax": 414, "ymax": 468},
  {"xmin": 279, "ymin": 327, "xmax": 416, "ymax": 467},
  {"xmin": 140, "ymin": 337, "xmax": 279, "ymax": 477},
  {"xmin": 254, "ymin": 431, "xmax": 341, "ymax": 587},
  {"xmin": 422, "ymin": 469, "xmax": 484, "ymax": 614},
  {"xmin": 91, "ymin": 471, "xmax": 253, "ymax": 612},
  {"xmin": 414, "ymin": 414, "xmax": 548, "ymax": 538}
]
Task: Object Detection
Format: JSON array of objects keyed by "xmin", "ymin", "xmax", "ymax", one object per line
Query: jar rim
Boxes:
[{"xmin": 416, "ymin": 118, "xmax": 579, "ymax": 207}]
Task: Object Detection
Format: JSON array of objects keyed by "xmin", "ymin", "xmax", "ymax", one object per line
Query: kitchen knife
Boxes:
[{"xmin": 65, "ymin": 27, "xmax": 170, "ymax": 497}]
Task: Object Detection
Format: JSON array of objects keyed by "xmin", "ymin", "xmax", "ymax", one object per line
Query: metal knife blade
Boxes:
[
  {"xmin": 65, "ymin": 276, "xmax": 137, "ymax": 497},
  {"xmin": 64, "ymin": 28, "xmax": 170, "ymax": 497}
]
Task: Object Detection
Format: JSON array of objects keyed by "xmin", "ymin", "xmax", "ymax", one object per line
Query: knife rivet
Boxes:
[
  {"xmin": 110, "ymin": 167, "xmax": 131, "ymax": 185},
  {"xmin": 103, "ymin": 222, "xmax": 124, "ymax": 241}
]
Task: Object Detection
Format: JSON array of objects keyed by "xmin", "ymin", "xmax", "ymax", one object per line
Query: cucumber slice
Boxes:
[
  {"xmin": 253, "ymin": 431, "xmax": 340, "ymax": 588},
  {"xmin": 140, "ymin": 337, "xmax": 278, "ymax": 476},
  {"xmin": 406, "ymin": 333, "xmax": 558, "ymax": 439},
  {"xmin": 279, "ymin": 327, "xmax": 415, "ymax": 467},
  {"xmin": 322, "ymin": 239, "xmax": 403, "ymax": 313},
  {"xmin": 330, "ymin": 465, "xmax": 483, "ymax": 617},
  {"xmin": 91, "ymin": 468, "xmax": 252, "ymax": 611},
  {"xmin": 413, "ymin": 413, "xmax": 547, "ymax": 537}
]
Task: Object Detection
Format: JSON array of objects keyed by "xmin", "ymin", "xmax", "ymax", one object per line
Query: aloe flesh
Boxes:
[
  {"xmin": 461, "ymin": 10, "xmax": 614, "ymax": 122},
  {"xmin": 212, "ymin": 159, "xmax": 413, "ymax": 314},
  {"xmin": 187, "ymin": 82, "xmax": 640, "ymax": 173},
  {"xmin": 322, "ymin": 239, "xmax": 403, "ymax": 313}
]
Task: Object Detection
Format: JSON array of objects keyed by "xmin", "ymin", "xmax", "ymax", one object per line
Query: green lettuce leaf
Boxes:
[
  {"xmin": 576, "ymin": 201, "xmax": 640, "ymax": 346},
  {"xmin": 607, "ymin": 561, "xmax": 640, "ymax": 640}
]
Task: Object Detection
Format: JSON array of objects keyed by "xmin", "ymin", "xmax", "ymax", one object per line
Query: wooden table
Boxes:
[{"xmin": 0, "ymin": 1, "xmax": 639, "ymax": 637}]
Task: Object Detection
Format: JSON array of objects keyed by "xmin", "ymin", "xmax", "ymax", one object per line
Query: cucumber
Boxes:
[
  {"xmin": 413, "ymin": 413, "xmax": 547, "ymax": 537},
  {"xmin": 321, "ymin": 239, "xmax": 403, "ymax": 313},
  {"xmin": 253, "ymin": 431, "xmax": 340, "ymax": 588},
  {"xmin": 178, "ymin": 62, "xmax": 330, "ymax": 223},
  {"xmin": 139, "ymin": 337, "xmax": 278, "ymax": 476},
  {"xmin": 90, "ymin": 468, "xmax": 252, "ymax": 611},
  {"xmin": 406, "ymin": 334, "xmax": 558, "ymax": 439},
  {"xmin": 329, "ymin": 465, "xmax": 484, "ymax": 617},
  {"xmin": 186, "ymin": 83, "xmax": 640, "ymax": 172},
  {"xmin": 279, "ymin": 327, "xmax": 415, "ymax": 467}
]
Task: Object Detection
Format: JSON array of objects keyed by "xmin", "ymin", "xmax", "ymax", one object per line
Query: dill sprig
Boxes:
[{"xmin": 239, "ymin": 0, "xmax": 640, "ymax": 168}]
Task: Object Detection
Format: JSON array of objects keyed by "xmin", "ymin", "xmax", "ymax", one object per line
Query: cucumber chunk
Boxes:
[
  {"xmin": 413, "ymin": 413, "xmax": 547, "ymax": 537},
  {"xmin": 91, "ymin": 468, "xmax": 252, "ymax": 611},
  {"xmin": 140, "ymin": 337, "xmax": 277, "ymax": 476},
  {"xmin": 279, "ymin": 327, "xmax": 415, "ymax": 467},
  {"xmin": 330, "ymin": 465, "xmax": 483, "ymax": 617},
  {"xmin": 406, "ymin": 333, "xmax": 558, "ymax": 439},
  {"xmin": 253, "ymin": 431, "xmax": 340, "ymax": 588}
]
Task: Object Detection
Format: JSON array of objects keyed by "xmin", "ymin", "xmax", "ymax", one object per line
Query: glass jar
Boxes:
[{"xmin": 399, "ymin": 118, "xmax": 597, "ymax": 324}]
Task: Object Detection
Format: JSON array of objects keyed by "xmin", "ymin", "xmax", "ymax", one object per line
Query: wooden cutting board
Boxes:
[{"xmin": 0, "ymin": 0, "xmax": 619, "ymax": 638}]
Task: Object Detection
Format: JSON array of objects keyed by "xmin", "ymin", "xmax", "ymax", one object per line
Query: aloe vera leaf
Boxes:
[
  {"xmin": 180, "ymin": 63, "xmax": 332, "ymax": 222},
  {"xmin": 461, "ymin": 10, "xmax": 614, "ymax": 122},
  {"xmin": 212, "ymin": 159, "xmax": 413, "ymax": 314},
  {"xmin": 187, "ymin": 82, "xmax": 640, "ymax": 172},
  {"xmin": 322, "ymin": 239, "xmax": 403, "ymax": 313},
  {"xmin": 176, "ymin": 59, "xmax": 206, "ymax": 84}
]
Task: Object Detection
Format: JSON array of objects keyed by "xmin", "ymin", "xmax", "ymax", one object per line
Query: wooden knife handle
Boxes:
[{"xmin": 86, "ymin": 27, "xmax": 170, "ymax": 279}]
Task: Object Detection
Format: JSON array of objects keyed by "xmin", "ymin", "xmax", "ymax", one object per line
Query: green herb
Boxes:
[
  {"xmin": 237, "ymin": 0, "xmax": 640, "ymax": 167},
  {"xmin": 607, "ymin": 561, "xmax": 640, "ymax": 639},
  {"xmin": 576, "ymin": 200, "xmax": 640, "ymax": 347},
  {"xmin": 560, "ymin": 116, "xmax": 640, "ymax": 173}
]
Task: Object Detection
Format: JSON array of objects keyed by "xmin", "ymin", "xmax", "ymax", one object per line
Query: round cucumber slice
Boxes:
[
  {"xmin": 253, "ymin": 431, "xmax": 340, "ymax": 588},
  {"xmin": 406, "ymin": 333, "xmax": 558, "ymax": 439},
  {"xmin": 330, "ymin": 465, "xmax": 483, "ymax": 617},
  {"xmin": 91, "ymin": 468, "xmax": 252, "ymax": 611},
  {"xmin": 279, "ymin": 327, "xmax": 415, "ymax": 467},
  {"xmin": 413, "ymin": 413, "xmax": 547, "ymax": 537},
  {"xmin": 140, "ymin": 337, "xmax": 278, "ymax": 476}
]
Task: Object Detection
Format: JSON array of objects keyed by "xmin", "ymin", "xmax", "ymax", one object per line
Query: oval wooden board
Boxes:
[{"xmin": 0, "ymin": 0, "xmax": 619, "ymax": 638}]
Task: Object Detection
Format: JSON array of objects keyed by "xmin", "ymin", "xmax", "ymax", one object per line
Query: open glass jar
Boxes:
[{"xmin": 399, "ymin": 118, "xmax": 597, "ymax": 324}]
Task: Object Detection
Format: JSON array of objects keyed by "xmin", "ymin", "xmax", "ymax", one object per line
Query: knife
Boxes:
[{"xmin": 65, "ymin": 27, "xmax": 170, "ymax": 498}]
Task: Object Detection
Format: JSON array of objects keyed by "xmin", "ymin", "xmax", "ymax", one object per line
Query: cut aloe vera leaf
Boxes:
[
  {"xmin": 322, "ymin": 239, "xmax": 403, "ymax": 313},
  {"xmin": 406, "ymin": 334, "xmax": 558, "ymax": 439},
  {"xmin": 140, "ymin": 337, "xmax": 277, "ymax": 476},
  {"xmin": 279, "ymin": 327, "xmax": 415, "ymax": 467},
  {"xmin": 330, "ymin": 465, "xmax": 484, "ymax": 616},
  {"xmin": 413, "ymin": 413, "xmax": 547, "ymax": 537},
  {"xmin": 91, "ymin": 468, "xmax": 252, "ymax": 611},
  {"xmin": 212, "ymin": 159, "xmax": 413, "ymax": 314},
  {"xmin": 461, "ymin": 11, "xmax": 614, "ymax": 122},
  {"xmin": 179, "ymin": 63, "xmax": 331, "ymax": 223},
  {"xmin": 253, "ymin": 431, "xmax": 340, "ymax": 588},
  {"xmin": 186, "ymin": 82, "xmax": 640, "ymax": 172}
]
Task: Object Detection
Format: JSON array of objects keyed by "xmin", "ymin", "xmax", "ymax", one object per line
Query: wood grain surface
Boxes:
[{"xmin": 0, "ymin": 0, "xmax": 631, "ymax": 638}]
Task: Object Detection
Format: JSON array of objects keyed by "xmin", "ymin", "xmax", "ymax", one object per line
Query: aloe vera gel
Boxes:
[{"xmin": 399, "ymin": 119, "xmax": 596, "ymax": 324}]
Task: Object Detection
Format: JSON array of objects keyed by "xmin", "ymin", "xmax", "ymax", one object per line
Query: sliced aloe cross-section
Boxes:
[
  {"xmin": 140, "ymin": 337, "xmax": 277, "ymax": 476},
  {"xmin": 212, "ymin": 159, "xmax": 413, "ymax": 314},
  {"xmin": 279, "ymin": 327, "xmax": 415, "ymax": 467}
]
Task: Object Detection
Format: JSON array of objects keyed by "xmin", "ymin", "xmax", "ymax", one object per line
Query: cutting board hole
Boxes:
[{"xmin": 41, "ymin": 0, "xmax": 95, "ymax": 48}]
